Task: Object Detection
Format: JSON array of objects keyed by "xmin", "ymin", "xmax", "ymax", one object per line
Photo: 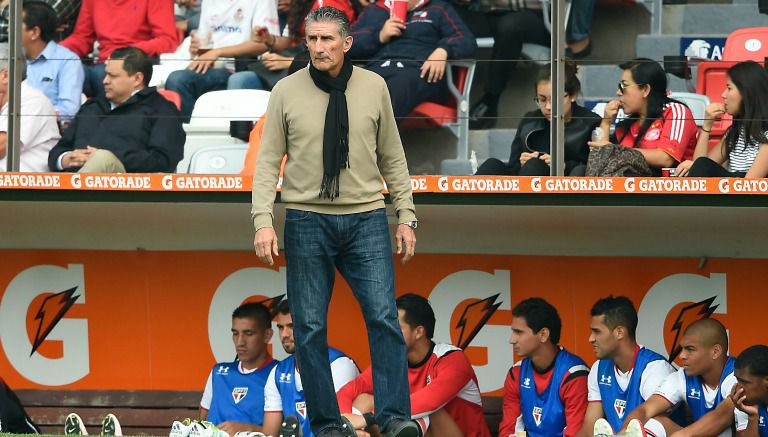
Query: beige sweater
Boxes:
[{"xmin": 251, "ymin": 66, "xmax": 416, "ymax": 230}]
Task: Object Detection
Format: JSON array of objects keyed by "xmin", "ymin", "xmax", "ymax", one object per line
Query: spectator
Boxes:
[
  {"xmin": 22, "ymin": 0, "xmax": 84, "ymax": 124},
  {"xmin": 467, "ymin": 0, "xmax": 596, "ymax": 129},
  {"xmin": 60, "ymin": 0, "xmax": 178, "ymax": 98},
  {"xmin": 165, "ymin": 0, "xmax": 280, "ymax": 121},
  {"xmin": 731, "ymin": 345, "xmax": 768, "ymax": 437},
  {"xmin": 348, "ymin": 0, "xmax": 477, "ymax": 119},
  {"xmin": 676, "ymin": 61, "xmax": 768, "ymax": 178},
  {"xmin": 337, "ymin": 293, "xmax": 491, "ymax": 437},
  {"xmin": 262, "ymin": 299, "xmax": 360, "ymax": 437},
  {"xmin": 475, "ymin": 61, "xmax": 600, "ymax": 176},
  {"xmin": 0, "ymin": 43, "xmax": 60, "ymax": 172},
  {"xmin": 48, "ymin": 47, "xmax": 185, "ymax": 174},
  {"xmin": 498, "ymin": 298, "xmax": 589, "ymax": 437},
  {"xmin": 0, "ymin": 376, "xmax": 40, "ymax": 434},
  {"xmin": 588, "ymin": 58, "xmax": 697, "ymax": 175},
  {"xmin": 175, "ymin": 0, "xmax": 201, "ymax": 37}
]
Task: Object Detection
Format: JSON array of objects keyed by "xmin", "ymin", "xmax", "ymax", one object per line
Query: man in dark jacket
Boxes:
[
  {"xmin": 0, "ymin": 377, "xmax": 39, "ymax": 434},
  {"xmin": 48, "ymin": 47, "xmax": 185, "ymax": 173},
  {"xmin": 349, "ymin": 0, "xmax": 476, "ymax": 119}
]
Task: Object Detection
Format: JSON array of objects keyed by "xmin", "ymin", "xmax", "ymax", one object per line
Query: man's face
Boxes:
[
  {"xmin": 510, "ymin": 316, "xmax": 542, "ymax": 358},
  {"xmin": 305, "ymin": 21, "xmax": 352, "ymax": 77},
  {"xmin": 103, "ymin": 59, "xmax": 141, "ymax": 104},
  {"xmin": 231, "ymin": 317, "xmax": 271, "ymax": 365},
  {"xmin": 734, "ymin": 367, "xmax": 768, "ymax": 406},
  {"xmin": 274, "ymin": 312, "xmax": 295, "ymax": 355},
  {"xmin": 589, "ymin": 315, "xmax": 619, "ymax": 359},
  {"xmin": 397, "ymin": 309, "xmax": 417, "ymax": 351},
  {"xmin": 678, "ymin": 333, "xmax": 712, "ymax": 376}
]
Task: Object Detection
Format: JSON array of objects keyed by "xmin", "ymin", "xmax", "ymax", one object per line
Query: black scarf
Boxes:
[{"xmin": 309, "ymin": 55, "xmax": 353, "ymax": 200}]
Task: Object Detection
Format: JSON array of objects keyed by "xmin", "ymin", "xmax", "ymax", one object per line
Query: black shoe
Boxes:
[
  {"xmin": 279, "ymin": 415, "xmax": 302, "ymax": 437},
  {"xmin": 315, "ymin": 418, "xmax": 356, "ymax": 437},
  {"xmin": 382, "ymin": 419, "xmax": 421, "ymax": 437},
  {"xmin": 469, "ymin": 101, "xmax": 497, "ymax": 130},
  {"xmin": 565, "ymin": 40, "xmax": 592, "ymax": 59}
]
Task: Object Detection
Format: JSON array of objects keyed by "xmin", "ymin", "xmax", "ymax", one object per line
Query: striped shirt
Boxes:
[{"xmin": 728, "ymin": 128, "xmax": 768, "ymax": 173}]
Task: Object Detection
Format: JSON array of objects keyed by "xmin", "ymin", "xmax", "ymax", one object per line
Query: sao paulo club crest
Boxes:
[
  {"xmin": 532, "ymin": 406, "xmax": 543, "ymax": 426},
  {"xmin": 614, "ymin": 399, "xmax": 627, "ymax": 418},
  {"xmin": 296, "ymin": 401, "xmax": 307, "ymax": 419},
  {"xmin": 232, "ymin": 387, "xmax": 248, "ymax": 404}
]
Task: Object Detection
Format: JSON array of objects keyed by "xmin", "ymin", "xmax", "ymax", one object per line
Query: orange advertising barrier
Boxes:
[
  {"xmin": 0, "ymin": 250, "xmax": 763, "ymax": 395},
  {"xmin": 2, "ymin": 173, "xmax": 768, "ymax": 194}
]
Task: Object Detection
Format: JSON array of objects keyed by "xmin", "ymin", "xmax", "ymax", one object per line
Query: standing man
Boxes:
[
  {"xmin": 499, "ymin": 297, "xmax": 589, "ymax": 437},
  {"xmin": 575, "ymin": 296, "xmax": 676, "ymax": 437},
  {"xmin": 731, "ymin": 345, "xmax": 768, "ymax": 437},
  {"xmin": 251, "ymin": 7, "xmax": 418, "ymax": 437}
]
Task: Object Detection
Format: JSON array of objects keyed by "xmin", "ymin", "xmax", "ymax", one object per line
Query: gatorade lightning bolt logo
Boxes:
[
  {"xmin": 454, "ymin": 294, "xmax": 502, "ymax": 349},
  {"xmin": 667, "ymin": 296, "xmax": 718, "ymax": 362},
  {"xmin": 30, "ymin": 287, "xmax": 80, "ymax": 356}
]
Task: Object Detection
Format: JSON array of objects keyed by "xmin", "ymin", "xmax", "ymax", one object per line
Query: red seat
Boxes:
[
  {"xmin": 401, "ymin": 60, "xmax": 476, "ymax": 161},
  {"xmin": 723, "ymin": 27, "xmax": 768, "ymax": 62},
  {"xmin": 158, "ymin": 89, "xmax": 182, "ymax": 111}
]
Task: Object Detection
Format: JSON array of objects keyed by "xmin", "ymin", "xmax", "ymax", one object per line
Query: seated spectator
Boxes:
[
  {"xmin": 337, "ymin": 293, "xmax": 491, "ymax": 437},
  {"xmin": 499, "ymin": 297, "xmax": 589, "ymax": 437},
  {"xmin": 348, "ymin": 0, "xmax": 476, "ymax": 119},
  {"xmin": 22, "ymin": 0, "xmax": 84, "ymax": 124},
  {"xmin": 48, "ymin": 47, "xmax": 185, "ymax": 174},
  {"xmin": 0, "ymin": 43, "xmax": 60, "ymax": 172},
  {"xmin": 165, "ymin": 0, "xmax": 280, "ymax": 121},
  {"xmin": 60, "ymin": 0, "xmax": 179, "ymax": 98},
  {"xmin": 0, "ymin": 376, "xmax": 40, "ymax": 434},
  {"xmin": 476, "ymin": 61, "xmax": 600, "ymax": 176},
  {"xmin": 64, "ymin": 413, "xmax": 121, "ymax": 436},
  {"xmin": 731, "ymin": 345, "xmax": 768, "ymax": 437},
  {"xmin": 467, "ymin": 0, "xmax": 596, "ymax": 130},
  {"xmin": 676, "ymin": 61, "xmax": 768, "ymax": 178},
  {"xmin": 175, "ymin": 0, "xmax": 201, "ymax": 37},
  {"xmin": 198, "ymin": 302, "xmax": 277, "ymax": 434},
  {"xmin": 620, "ymin": 319, "xmax": 744, "ymax": 437},
  {"xmin": 262, "ymin": 299, "xmax": 360, "ymax": 437},
  {"xmin": 588, "ymin": 58, "xmax": 697, "ymax": 175}
]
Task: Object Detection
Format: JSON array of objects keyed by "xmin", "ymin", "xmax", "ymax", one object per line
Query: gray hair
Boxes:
[
  {"xmin": 0, "ymin": 43, "xmax": 27, "ymax": 79},
  {"xmin": 305, "ymin": 6, "xmax": 350, "ymax": 39}
]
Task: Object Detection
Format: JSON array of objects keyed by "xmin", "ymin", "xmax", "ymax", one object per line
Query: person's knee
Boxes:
[
  {"xmin": 688, "ymin": 156, "xmax": 720, "ymax": 177},
  {"xmin": 227, "ymin": 71, "xmax": 263, "ymax": 90},
  {"xmin": 166, "ymin": 70, "xmax": 195, "ymax": 90},
  {"xmin": 519, "ymin": 157, "xmax": 550, "ymax": 176},
  {"xmin": 79, "ymin": 149, "xmax": 126, "ymax": 173},
  {"xmin": 352, "ymin": 393, "xmax": 374, "ymax": 413}
]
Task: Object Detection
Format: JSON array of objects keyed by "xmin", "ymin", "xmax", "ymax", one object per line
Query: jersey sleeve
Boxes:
[
  {"xmin": 331, "ymin": 357, "xmax": 360, "ymax": 392},
  {"xmin": 721, "ymin": 373, "xmax": 750, "ymax": 430},
  {"xmin": 335, "ymin": 367, "xmax": 374, "ymax": 414},
  {"xmin": 200, "ymin": 370, "xmax": 214, "ymax": 409},
  {"xmin": 264, "ymin": 366, "xmax": 282, "ymax": 412},
  {"xmin": 409, "ymin": 350, "xmax": 476, "ymax": 418},
  {"xmin": 588, "ymin": 361, "xmax": 602, "ymax": 402},
  {"xmin": 640, "ymin": 360, "xmax": 676, "ymax": 401},
  {"xmin": 498, "ymin": 367, "xmax": 522, "ymax": 437},
  {"xmin": 653, "ymin": 368, "xmax": 685, "ymax": 406},
  {"xmin": 656, "ymin": 103, "xmax": 698, "ymax": 162},
  {"xmin": 561, "ymin": 364, "xmax": 590, "ymax": 437}
]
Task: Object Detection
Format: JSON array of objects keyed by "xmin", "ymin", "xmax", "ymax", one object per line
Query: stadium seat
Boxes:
[
  {"xmin": 188, "ymin": 144, "xmax": 250, "ymax": 174},
  {"xmin": 723, "ymin": 27, "xmax": 768, "ymax": 62},
  {"xmin": 402, "ymin": 60, "xmax": 476, "ymax": 161},
  {"xmin": 669, "ymin": 92, "xmax": 710, "ymax": 127},
  {"xmin": 157, "ymin": 89, "xmax": 182, "ymax": 111}
]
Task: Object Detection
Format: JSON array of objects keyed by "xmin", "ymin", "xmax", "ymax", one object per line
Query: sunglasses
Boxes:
[{"xmin": 618, "ymin": 82, "xmax": 644, "ymax": 93}]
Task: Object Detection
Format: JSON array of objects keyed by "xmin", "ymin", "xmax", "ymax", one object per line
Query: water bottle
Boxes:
[
  {"xmin": 591, "ymin": 127, "xmax": 604, "ymax": 142},
  {"xmin": 470, "ymin": 150, "xmax": 478, "ymax": 174}
]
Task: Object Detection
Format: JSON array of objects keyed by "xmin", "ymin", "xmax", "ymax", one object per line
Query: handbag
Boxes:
[{"xmin": 586, "ymin": 144, "xmax": 652, "ymax": 177}]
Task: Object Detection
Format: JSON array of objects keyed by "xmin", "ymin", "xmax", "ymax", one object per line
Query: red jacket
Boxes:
[{"xmin": 61, "ymin": 0, "xmax": 179, "ymax": 63}]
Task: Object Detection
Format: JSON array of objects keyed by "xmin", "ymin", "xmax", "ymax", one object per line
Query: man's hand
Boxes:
[
  {"xmin": 379, "ymin": 17, "xmax": 406, "ymax": 44},
  {"xmin": 216, "ymin": 421, "xmax": 258, "ymax": 435},
  {"xmin": 261, "ymin": 52, "xmax": 294, "ymax": 71},
  {"xmin": 254, "ymin": 227, "xmax": 279, "ymax": 266},
  {"xmin": 539, "ymin": 153, "xmax": 551, "ymax": 166},
  {"xmin": 731, "ymin": 384, "xmax": 760, "ymax": 417},
  {"xmin": 62, "ymin": 146, "xmax": 97, "ymax": 169},
  {"xmin": 520, "ymin": 151, "xmax": 539, "ymax": 166},
  {"xmin": 420, "ymin": 48, "xmax": 447, "ymax": 83},
  {"xmin": 188, "ymin": 48, "xmax": 221, "ymax": 74},
  {"xmin": 395, "ymin": 224, "xmax": 416, "ymax": 264}
]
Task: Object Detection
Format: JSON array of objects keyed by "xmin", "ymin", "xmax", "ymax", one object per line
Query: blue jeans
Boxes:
[
  {"xmin": 227, "ymin": 71, "xmax": 265, "ymax": 90},
  {"xmin": 284, "ymin": 208, "xmax": 411, "ymax": 436},
  {"xmin": 165, "ymin": 67, "xmax": 232, "ymax": 121},
  {"xmin": 83, "ymin": 63, "xmax": 106, "ymax": 98}
]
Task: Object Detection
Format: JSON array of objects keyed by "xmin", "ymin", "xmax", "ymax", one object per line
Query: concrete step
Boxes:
[
  {"xmin": 663, "ymin": 4, "xmax": 768, "ymax": 34},
  {"xmin": 636, "ymin": 33, "xmax": 728, "ymax": 60},
  {"xmin": 579, "ymin": 63, "xmax": 692, "ymax": 102}
]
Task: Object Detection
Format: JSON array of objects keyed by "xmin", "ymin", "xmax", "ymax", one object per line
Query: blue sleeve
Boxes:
[
  {"xmin": 55, "ymin": 47, "xmax": 85, "ymax": 122},
  {"xmin": 348, "ymin": 6, "xmax": 387, "ymax": 59}
]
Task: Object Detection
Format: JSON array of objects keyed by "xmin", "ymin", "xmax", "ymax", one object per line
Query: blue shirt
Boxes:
[
  {"xmin": 207, "ymin": 359, "xmax": 278, "ymax": 426},
  {"xmin": 684, "ymin": 356, "xmax": 735, "ymax": 421},
  {"xmin": 26, "ymin": 41, "xmax": 84, "ymax": 122},
  {"xmin": 758, "ymin": 403, "xmax": 768, "ymax": 437},
  {"xmin": 519, "ymin": 349, "xmax": 588, "ymax": 437}
]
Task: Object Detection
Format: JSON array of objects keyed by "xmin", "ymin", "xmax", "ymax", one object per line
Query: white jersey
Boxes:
[
  {"xmin": 264, "ymin": 355, "xmax": 359, "ymax": 412},
  {"xmin": 197, "ymin": 0, "xmax": 280, "ymax": 71},
  {"xmin": 655, "ymin": 367, "xmax": 748, "ymax": 436},
  {"xmin": 587, "ymin": 358, "xmax": 675, "ymax": 402}
]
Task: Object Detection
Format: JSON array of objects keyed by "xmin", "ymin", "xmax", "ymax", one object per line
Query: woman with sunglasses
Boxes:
[
  {"xmin": 476, "ymin": 61, "xmax": 601, "ymax": 176},
  {"xmin": 675, "ymin": 61, "xmax": 768, "ymax": 178},
  {"xmin": 589, "ymin": 58, "xmax": 697, "ymax": 174}
]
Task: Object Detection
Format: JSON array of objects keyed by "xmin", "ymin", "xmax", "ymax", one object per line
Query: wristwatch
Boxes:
[{"xmin": 405, "ymin": 220, "xmax": 418, "ymax": 230}]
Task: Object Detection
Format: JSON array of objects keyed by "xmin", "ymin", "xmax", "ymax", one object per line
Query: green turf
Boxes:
[{"xmin": 1, "ymin": 434, "xmax": 161, "ymax": 437}]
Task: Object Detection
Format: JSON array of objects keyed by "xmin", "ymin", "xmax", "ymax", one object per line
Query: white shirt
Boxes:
[
  {"xmin": 197, "ymin": 0, "xmax": 280, "ymax": 71},
  {"xmin": 655, "ymin": 367, "xmax": 747, "ymax": 436},
  {"xmin": 200, "ymin": 361, "xmax": 259, "ymax": 409},
  {"xmin": 0, "ymin": 81, "xmax": 60, "ymax": 172},
  {"xmin": 587, "ymin": 355, "xmax": 676, "ymax": 402},
  {"xmin": 264, "ymin": 355, "xmax": 359, "ymax": 412}
]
